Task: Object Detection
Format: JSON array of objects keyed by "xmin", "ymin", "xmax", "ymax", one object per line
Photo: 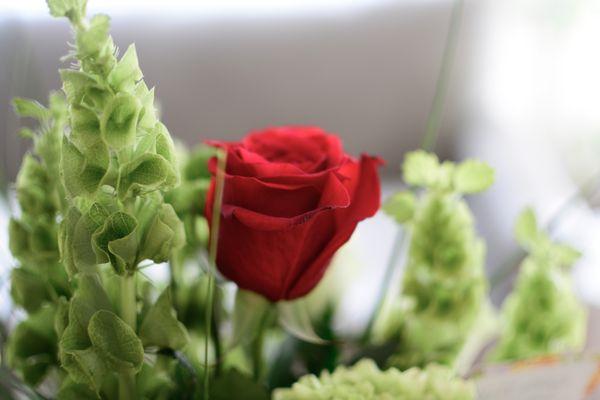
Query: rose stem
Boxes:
[
  {"xmin": 204, "ymin": 149, "xmax": 227, "ymax": 399},
  {"xmin": 252, "ymin": 311, "xmax": 270, "ymax": 382},
  {"xmin": 362, "ymin": 0, "xmax": 465, "ymax": 342}
]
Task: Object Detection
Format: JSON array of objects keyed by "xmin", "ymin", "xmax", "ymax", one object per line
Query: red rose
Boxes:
[{"xmin": 205, "ymin": 126, "xmax": 382, "ymax": 301}]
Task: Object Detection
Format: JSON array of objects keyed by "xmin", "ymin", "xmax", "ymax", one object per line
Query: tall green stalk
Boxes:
[
  {"xmin": 204, "ymin": 150, "xmax": 227, "ymax": 399},
  {"xmin": 36, "ymin": 0, "xmax": 191, "ymax": 398}
]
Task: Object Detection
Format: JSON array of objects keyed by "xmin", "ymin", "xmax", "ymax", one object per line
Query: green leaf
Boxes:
[
  {"xmin": 61, "ymin": 137, "xmax": 107, "ymax": 196},
  {"xmin": 12, "ymin": 97, "xmax": 50, "ymax": 120},
  {"xmin": 60, "ymin": 207, "xmax": 83, "ymax": 277},
  {"xmin": 210, "ymin": 369, "xmax": 269, "ymax": 400},
  {"xmin": 139, "ymin": 204, "xmax": 184, "ymax": 264},
  {"xmin": 383, "ymin": 191, "xmax": 416, "ymax": 223},
  {"xmin": 277, "ymin": 298, "xmax": 328, "ymax": 345},
  {"xmin": 60, "ymin": 70, "xmax": 100, "ymax": 105},
  {"xmin": 65, "ymin": 274, "xmax": 112, "ymax": 343},
  {"xmin": 59, "ymin": 276, "xmax": 112, "ymax": 393},
  {"xmin": 10, "ymin": 267, "xmax": 49, "ymax": 313},
  {"xmin": 18, "ymin": 127, "xmax": 35, "ymax": 139},
  {"xmin": 164, "ymin": 179, "xmax": 210, "ymax": 216},
  {"xmin": 63, "ymin": 347, "xmax": 108, "ymax": 393},
  {"xmin": 402, "ymin": 150, "xmax": 440, "ymax": 188},
  {"xmin": 453, "ymin": 159, "xmax": 494, "ymax": 193},
  {"xmin": 70, "ymin": 105, "xmax": 101, "ymax": 146},
  {"xmin": 57, "ymin": 376, "xmax": 99, "ymax": 400},
  {"xmin": 92, "ymin": 212, "xmax": 138, "ymax": 274},
  {"xmin": 154, "ymin": 123, "xmax": 179, "ymax": 186},
  {"xmin": 100, "ymin": 92, "xmax": 141, "ymax": 150},
  {"xmin": 55, "ymin": 297, "xmax": 71, "ymax": 338},
  {"xmin": 118, "ymin": 154, "xmax": 172, "ymax": 197},
  {"xmin": 515, "ymin": 207, "xmax": 539, "ymax": 248},
  {"xmin": 88, "ymin": 310, "xmax": 144, "ymax": 372},
  {"xmin": 183, "ymin": 146, "xmax": 216, "ymax": 181},
  {"xmin": 230, "ymin": 290, "xmax": 272, "ymax": 349},
  {"xmin": 30, "ymin": 221, "xmax": 59, "ymax": 258},
  {"xmin": 72, "ymin": 203, "xmax": 110, "ymax": 271},
  {"xmin": 76, "ymin": 14, "xmax": 111, "ymax": 59},
  {"xmin": 6, "ymin": 305, "xmax": 58, "ymax": 386},
  {"xmin": 437, "ymin": 161, "xmax": 456, "ymax": 190},
  {"xmin": 132, "ymin": 127, "xmax": 157, "ymax": 160},
  {"xmin": 15, "ymin": 155, "xmax": 51, "ymax": 216},
  {"xmin": 108, "ymin": 44, "xmax": 143, "ymax": 92},
  {"xmin": 552, "ymin": 243, "xmax": 581, "ymax": 267},
  {"xmin": 135, "ymin": 83, "xmax": 157, "ymax": 130},
  {"xmin": 8, "ymin": 219, "xmax": 29, "ymax": 259},
  {"xmin": 139, "ymin": 289, "xmax": 189, "ymax": 350},
  {"xmin": 46, "ymin": 0, "xmax": 87, "ymax": 21}
]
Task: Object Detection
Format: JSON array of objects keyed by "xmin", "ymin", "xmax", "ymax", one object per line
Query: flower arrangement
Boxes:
[{"xmin": 2, "ymin": 0, "xmax": 588, "ymax": 399}]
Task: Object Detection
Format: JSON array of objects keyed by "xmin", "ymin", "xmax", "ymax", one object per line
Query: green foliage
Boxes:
[
  {"xmin": 140, "ymin": 289, "xmax": 189, "ymax": 350},
  {"xmin": 453, "ymin": 160, "xmax": 494, "ymax": 194},
  {"xmin": 273, "ymin": 359, "xmax": 474, "ymax": 400},
  {"xmin": 165, "ymin": 145, "xmax": 214, "ymax": 252},
  {"xmin": 12, "ymin": 97, "xmax": 51, "ymax": 120},
  {"xmin": 88, "ymin": 310, "xmax": 144, "ymax": 372},
  {"xmin": 382, "ymin": 151, "xmax": 493, "ymax": 370},
  {"xmin": 492, "ymin": 208, "xmax": 586, "ymax": 362},
  {"xmin": 46, "ymin": 0, "xmax": 87, "ymax": 21},
  {"xmin": 383, "ymin": 191, "xmax": 416, "ymax": 223},
  {"xmin": 59, "ymin": 274, "xmax": 112, "ymax": 393},
  {"xmin": 400, "ymin": 150, "xmax": 494, "ymax": 194},
  {"xmin": 6, "ymin": 305, "xmax": 59, "ymax": 386},
  {"xmin": 231, "ymin": 290, "xmax": 273, "ymax": 348}
]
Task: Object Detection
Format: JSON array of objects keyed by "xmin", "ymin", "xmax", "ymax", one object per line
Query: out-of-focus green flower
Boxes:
[
  {"xmin": 273, "ymin": 359, "xmax": 475, "ymax": 400},
  {"xmin": 492, "ymin": 208, "xmax": 586, "ymax": 362},
  {"xmin": 380, "ymin": 151, "xmax": 493, "ymax": 370},
  {"xmin": 164, "ymin": 145, "xmax": 213, "ymax": 252}
]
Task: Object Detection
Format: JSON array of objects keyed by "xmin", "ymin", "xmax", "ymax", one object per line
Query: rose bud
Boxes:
[{"xmin": 205, "ymin": 126, "xmax": 382, "ymax": 301}]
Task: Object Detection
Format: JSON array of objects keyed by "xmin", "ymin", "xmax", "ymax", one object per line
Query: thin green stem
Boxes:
[
  {"xmin": 169, "ymin": 250, "xmax": 184, "ymax": 290},
  {"xmin": 211, "ymin": 307, "xmax": 223, "ymax": 376},
  {"xmin": 119, "ymin": 273, "xmax": 137, "ymax": 400},
  {"xmin": 361, "ymin": 228, "xmax": 408, "ymax": 342},
  {"xmin": 421, "ymin": 0, "xmax": 464, "ymax": 152},
  {"xmin": 363, "ymin": 0, "xmax": 465, "ymax": 342},
  {"xmin": 203, "ymin": 150, "xmax": 227, "ymax": 400}
]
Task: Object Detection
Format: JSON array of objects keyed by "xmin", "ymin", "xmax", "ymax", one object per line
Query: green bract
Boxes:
[
  {"xmin": 382, "ymin": 151, "xmax": 493, "ymax": 369},
  {"xmin": 273, "ymin": 359, "xmax": 475, "ymax": 400},
  {"xmin": 492, "ymin": 208, "xmax": 586, "ymax": 361}
]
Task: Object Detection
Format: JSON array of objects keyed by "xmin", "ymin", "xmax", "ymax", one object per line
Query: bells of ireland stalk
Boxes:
[
  {"xmin": 273, "ymin": 359, "xmax": 475, "ymax": 400},
  {"xmin": 43, "ymin": 0, "xmax": 188, "ymax": 397},
  {"xmin": 7, "ymin": 93, "xmax": 71, "ymax": 386},
  {"xmin": 381, "ymin": 151, "xmax": 495, "ymax": 370},
  {"xmin": 492, "ymin": 208, "xmax": 586, "ymax": 362}
]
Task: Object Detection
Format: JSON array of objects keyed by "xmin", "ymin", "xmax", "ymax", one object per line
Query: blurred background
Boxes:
[{"xmin": 1, "ymin": 0, "xmax": 600, "ymax": 340}]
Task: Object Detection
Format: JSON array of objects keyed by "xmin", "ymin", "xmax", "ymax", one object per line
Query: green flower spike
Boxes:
[
  {"xmin": 382, "ymin": 151, "xmax": 494, "ymax": 370},
  {"xmin": 7, "ymin": 92, "xmax": 71, "ymax": 385},
  {"xmin": 492, "ymin": 208, "xmax": 586, "ymax": 362}
]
